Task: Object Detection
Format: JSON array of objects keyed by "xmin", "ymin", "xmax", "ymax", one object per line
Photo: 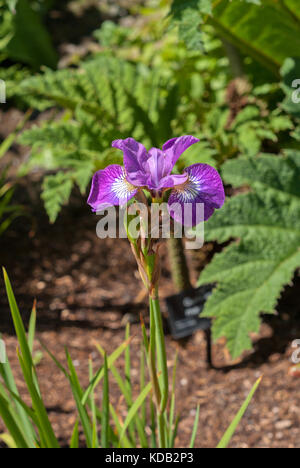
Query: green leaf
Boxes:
[
  {"xmin": 217, "ymin": 376, "xmax": 262, "ymax": 448},
  {"xmin": 119, "ymin": 381, "xmax": 153, "ymax": 444},
  {"xmin": 65, "ymin": 350, "xmax": 93, "ymax": 449},
  {"xmin": 5, "ymin": 0, "xmax": 57, "ymax": 68},
  {"xmin": 27, "ymin": 300, "xmax": 36, "ymax": 353},
  {"xmin": 199, "ymin": 152, "xmax": 300, "ymax": 358},
  {"xmin": 210, "ymin": 0, "xmax": 300, "ymax": 74},
  {"xmin": 109, "ymin": 404, "xmax": 133, "ymax": 448},
  {"xmin": 3, "ymin": 268, "xmax": 33, "ymax": 370},
  {"xmin": 0, "ymin": 343, "xmax": 36, "ymax": 446},
  {"xmin": 70, "ymin": 420, "xmax": 79, "ymax": 449},
  {"xmin": 169, "ymin": 0, "xmax": 212, "ymax": 50},
  {"xmin": 88, "ymin": 359, "xmax": 99, "ymax": 449},
  {"xmin": 16, "ymin": 349, "xmax": 59, "ymax": 448},
  {"xmin": 101, "ymin": 354, "xmax": 109, "ymax": 448},
  {"xmin": 82, "ymin": 337, "xmax": 132, "ymax": 405},
  {"xmin": 0, "ymin": 394, "xmax": 29, "ymax": 448},
  {"xmin": 281, "ymin": 57, "xmax": 300, "ymax": 119},
  {"xmin": 170, "ymin": 0, "xmax": 300, "ymax": 73},
  {"xmin": 189, "ymin": 404, "xmax": 200, "ymax": 448},
  {"xmin": 41, "ymin": 173, "xmax": 73, "ymax": 223},
  {"xmin": 0, "ymin": 433, "xmax": 17, "ymax": 449},
  {"xmin": 96, "ymin": 341, "xmax": 148, "ymax": 448}
]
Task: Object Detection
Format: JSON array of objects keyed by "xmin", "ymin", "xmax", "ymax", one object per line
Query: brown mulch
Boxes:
[
  {"xmin": 0, "ymin": 0, "xmax": 300, "ymax": 447},
  {"xmin": 0, "ymin": 182, "xmax": 300, "ymax": 448}
]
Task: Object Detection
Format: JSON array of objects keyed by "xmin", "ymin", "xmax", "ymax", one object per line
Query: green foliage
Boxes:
[
  {"xmin": 0, "ymin": 174, "xmax": 23, "ymax": 236},
  {"xmin": 169, "ymin": 0, "xmax": 212, "ymax": 50},
  {"xmin": 94, "ymin": 21, "xmax": 131, "ymax": 48},
  {"xmin": 169, "ymin": 0, "xmax": 300, "ymax": 73},
  {"xmin": 281, "ymin": 57, "xmax": 300, "ymax": 119},
  {"xmin": 0, "ymin": 0, "xmax": 57, "ymax": 68},
  {"xmin": 0, "ymin": 270, "xmax": 260, "ymax": 448},
  {"xmin": 16, "ymin": 41, "xmax": 293, "ymax": 221},
  {"xmin": 17, "ymin": 54, "xmax": 189, "ymax": 221},
  {"xmin": 198, "ymin": 151, "xmax": 300, "ymax": 358}
]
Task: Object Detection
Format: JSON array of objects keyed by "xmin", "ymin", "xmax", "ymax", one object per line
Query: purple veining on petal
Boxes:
[
  {"xmin": 167, "ymin": 163, "xmax": 225, "ymax": 226},
  {"xmin": 112, "ymin": 138, "xmax": 149, "ymax": 186},
  {"xmin": 158, "ymin": 173, "xmax": 188, "ymax": 190},
  {"xmin": 87, "ymin": 164, "xmax": 137, "ymax": 211},
  {"xmin": 145, "ymin": 147, "xmax": 174, "ymax": 190},
  {"xmin": 88, "ymin": 136, "xmax": 224, "ymax": 220},
  {"xmin": 162, "ymin": 135, "xmax": 200, "ymax": 167}
]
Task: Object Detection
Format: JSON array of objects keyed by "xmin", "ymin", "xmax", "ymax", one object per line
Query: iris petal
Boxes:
[
  {"xmin": 168, "ymin": 163, "xmax": 225, "ymax": 226},
  {"xmin": 112, "ymin": 138, "xmax": 149, "ymax": 186},
  {"xmin": 162, "ymin": 135, "xmax": 200, "ymax": 168},
  {"xmin": 87, "ymin": 165, "xmax": 137, "ymax": 211}
]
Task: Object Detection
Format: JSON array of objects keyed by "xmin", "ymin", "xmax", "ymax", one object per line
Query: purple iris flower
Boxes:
[{"xmin": 87, "ymin": 136, "xmax": 225, "ymax": 226}]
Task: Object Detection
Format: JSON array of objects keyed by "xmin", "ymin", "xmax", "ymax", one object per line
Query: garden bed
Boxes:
[{"xmin": 0, "ymin": 185, "xmax": 299, "ymax": 448}]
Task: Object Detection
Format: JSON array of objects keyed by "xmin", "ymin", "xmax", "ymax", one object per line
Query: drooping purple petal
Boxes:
[
  {"xmin": 162, "ymin": 135, "xmax": 200, "ymax": 168},
  {"xmin": 87, "ymin": 165, "xmax": 137, "ymax": 212},
  {"xmin": 112, "ymin": 138, "xmax": 149, "ymax": 186},
  {"xmin": 168, "ymin": 163, "xmax": 225, "ymax": 226}
]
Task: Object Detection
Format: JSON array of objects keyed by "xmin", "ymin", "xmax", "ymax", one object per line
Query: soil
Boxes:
[
  {"xmin": 0, "ymin": 182, "xmax": 299, "ymax": 448},
  {"xmin": 1, "ymin": 0, "xmax": 300, "ymax": 450}
]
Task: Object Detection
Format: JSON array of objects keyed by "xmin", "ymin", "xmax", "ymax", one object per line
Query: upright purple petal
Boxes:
[
  {"xmin": 168, "ymin": 163, "xmax": 225, "ymax": 226},
  {"xmin": 163, "ymin": 135, "xmax": 200, "ymax": 168},
  {"xmin": 145, "ymin": 148, "xmax": 189, "ymax": 190},
  {"xmin": 145, "ymin": 148, "xmax": 173, "ymax": 190},
  {"xmin": 87, "ymin": 165, "xmax": 137, "ymax": 212},
  {"xmin": 112, "ymin": 138, "xmax": 149, "ymax": 186}
]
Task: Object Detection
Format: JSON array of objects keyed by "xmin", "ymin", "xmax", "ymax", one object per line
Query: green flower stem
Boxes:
[
  {"xmin": 149, "ymin": 297, "xmax": 166, "ymax": 448},
  {"xmin": 149, "ymin": 299, "xmax": 161, "ymax": 410},
  {"xmin": 148, "ymin": 289, "xmax": 169, "ymax": 449},
  {"xmin": 150, "ymin": 293, "xmax": 168, "ymax": 413}
]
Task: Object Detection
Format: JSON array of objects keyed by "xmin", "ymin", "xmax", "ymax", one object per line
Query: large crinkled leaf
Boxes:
[
  {"xmin": 198, "ymin": 152, "xmax": 300, "ymax": 358},
  {"xmin": 169, "ymin": 0, "xmax": 300, "ymax": 73},
  {"xmin": 210, "ymin": 0, "xmax": 300, "ymax": 74},
  {"xmin": 4, "ymin": 0, "xmax": 57, "ymax": 69}
]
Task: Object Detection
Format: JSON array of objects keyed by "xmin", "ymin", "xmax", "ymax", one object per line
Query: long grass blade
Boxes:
[
  {"xmin": 65, "ymin": 350, "xmax": 93, "ymax": 449},
  {"xmin": 0, "ymin": 345, "xmax": 36, "ymax": 446},
  {"xmin": 217, "ymin": 376, "xmax": 262, "ymax": 449},
  {"xmin": 89, "ymin": 358, "xmax": 99, "ymax": 448},
  {"xmin": 3, "ymin": 269, "xmax": 33, "ymax": 371},
  {"xmin": 70, "ymin": 420, "xmax": 79, "ymax": 449},
  {"xmin": 168, "ymin": 350, "xmax": 178, "ymax": 447},
  {"xmin": 119, "ymin": 381, "xmax": 152, "ymax": 444},
  {"xmin": 101, "ymin": 353, "xmax": 109, "ymax": 448},
  {"xmin": 27, "ymin": 300, "xmax": 37, "ymax": 353},
  {"xmin": 0, "ymin": 394, "xmax": 29, "ymax": 448},
  {"xmin": 189, "ymin": 404, "xmax": 200, "ymax": 448},
  {"xmin": 109, "ymin": 404, "xmax": 132, "ymax": 448},
  {"xmin": 0, "ymin": 433, "xmax": 17, "ymax": 448},
  {"xmin": 17, "ymin": 349, "xmax": 60, "ymax": 448},
  {"xmin": 82, "ymin": 337, "xmax": 132, "ymax": 405}
]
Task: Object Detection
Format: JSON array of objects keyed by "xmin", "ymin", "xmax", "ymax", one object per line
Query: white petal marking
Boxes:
[
  {"xmin": 111, "ymin": 167, "xmax": 136, "ymax": 200},
  {"xmin": 173, "ymin": 174, "xmax": 201, "ymax": 202}
]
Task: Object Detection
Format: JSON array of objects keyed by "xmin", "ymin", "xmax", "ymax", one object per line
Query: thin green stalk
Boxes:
[
  {"xmin": 151, "ymin": 295, "xmax": 169, "ymax": 414},
  {"xmin": 148, "ymin": 293, "xmax": 169, "ymax": 448},
  {"xmin": 149, "ymin": 299, "xmax": 161, "ymax": 410},
  {"xmin": 157, "ymin": 412, "xmax": 166, "ymax": 448},
  {"xmin": 101, "ymin": 354, "xmax": 109, "ymax": 448}
]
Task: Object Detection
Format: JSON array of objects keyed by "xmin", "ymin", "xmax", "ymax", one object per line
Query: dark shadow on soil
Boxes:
[{"xmin": 0, "ymin": 178, "xmax": 299, "ymax": 370}]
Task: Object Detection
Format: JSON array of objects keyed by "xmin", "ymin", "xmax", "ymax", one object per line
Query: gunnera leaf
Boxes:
[{"xmin": 198, "ymin": 151, "xmax": 300, "ymax": 358}]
